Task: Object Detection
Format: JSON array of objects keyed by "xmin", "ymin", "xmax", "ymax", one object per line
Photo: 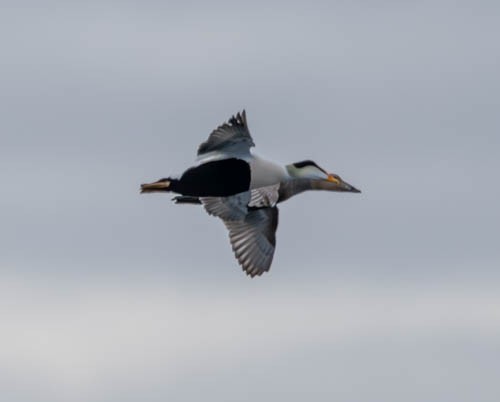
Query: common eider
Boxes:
[{"xmin": 141, "ymin": 111, "xmax": 360, "ymax": 277}]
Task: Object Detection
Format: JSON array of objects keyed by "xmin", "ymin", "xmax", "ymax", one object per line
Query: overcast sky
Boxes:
[{"xmin": 1, "ymin": 1, "xmax": 499, "ymax": 401}]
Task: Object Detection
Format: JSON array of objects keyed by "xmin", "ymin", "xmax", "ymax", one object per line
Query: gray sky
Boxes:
[{"xmin": 1, "ymin": 1, "xmax": 499, "ymax": 401}]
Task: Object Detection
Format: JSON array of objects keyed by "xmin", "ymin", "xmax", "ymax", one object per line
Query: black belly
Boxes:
[{"xmin": 173, "ymin": 158, "xmax": 251, "ymax": 197}]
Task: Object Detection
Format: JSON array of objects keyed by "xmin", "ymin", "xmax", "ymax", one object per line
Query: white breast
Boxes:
[{"xmin": 249, "ymin": 154, "xmax": 289, "ymax": 189}]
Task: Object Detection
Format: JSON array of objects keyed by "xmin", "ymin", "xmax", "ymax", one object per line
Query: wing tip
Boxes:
[
  {"xmin": 243, "ymin": 265, "xmax": 268, "ymax": 278},
  {"xmin": 240, "ymin": 255, "xmax": 273, "ymax": 278},
  {"xmin": 196, "ymin": 109, "xmax": 253, "ymax": 156},
  {"xmin": 228, "ymin": 109, "xmax": 248, "ymax": 129}
]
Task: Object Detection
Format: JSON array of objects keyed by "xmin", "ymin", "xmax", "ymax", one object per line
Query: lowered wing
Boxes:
[{"xmin": 200, "ymin": 185, "xmax": 280, "ymax": 277}]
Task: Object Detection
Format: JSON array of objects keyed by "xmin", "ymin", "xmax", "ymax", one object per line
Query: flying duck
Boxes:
[{"xmin": 141, "ymin": 111, "xmax": 360, "ymax": 277}]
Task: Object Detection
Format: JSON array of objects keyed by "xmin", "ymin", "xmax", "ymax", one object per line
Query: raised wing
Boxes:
[{"xmin": 197, "ymin": 110, "xmax": 255, "ymax": 161}]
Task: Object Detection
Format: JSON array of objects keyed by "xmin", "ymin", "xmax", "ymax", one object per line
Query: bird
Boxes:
[{"xmin": 141, "ymin": 110, "xmax": 360, "ymax": 277}]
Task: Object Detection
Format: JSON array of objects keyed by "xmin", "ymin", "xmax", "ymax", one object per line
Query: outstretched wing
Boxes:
[
  {"xmin": 224, "ymin": 207, "xmax": 279, "ymax": 277},
  {"xmin": 197, "ymin": 110, "xmax": 255, "ymax": 162},
  {"xmin": 200, "ymin": 184, "xmax": 280, "ymax": 277}
]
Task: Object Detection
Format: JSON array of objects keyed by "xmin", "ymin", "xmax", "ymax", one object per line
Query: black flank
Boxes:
[{"xmin": 171, "ymin": 158, "xmax": 251, "ymax": 197}]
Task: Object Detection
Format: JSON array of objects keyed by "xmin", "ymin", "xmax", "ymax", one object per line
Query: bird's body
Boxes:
[{"xmin": 141, "ymin": 111, "xmax": 360, "ymax": 277}]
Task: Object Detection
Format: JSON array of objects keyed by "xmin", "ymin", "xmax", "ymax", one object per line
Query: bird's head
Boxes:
[{"xmin": 286, "ymin": 160, "xmax": 361, "ymax": 193}]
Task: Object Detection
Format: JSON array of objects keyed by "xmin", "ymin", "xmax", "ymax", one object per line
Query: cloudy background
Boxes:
[{"xmin": 1, "ymin": 1, "xmax": 499, "ymax": 401}]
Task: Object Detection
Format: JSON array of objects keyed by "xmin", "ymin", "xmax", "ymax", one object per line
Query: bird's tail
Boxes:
[{"xmin": 140, "ymin": 178, "xmax": 175, "ymax": 193}]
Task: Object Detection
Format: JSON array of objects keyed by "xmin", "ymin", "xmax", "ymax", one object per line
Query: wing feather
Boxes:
[
  {"xmin": 199, "ymin": 187, "xmax": 280, "ymax": 277},
  {"xmin": 248, "ymin": 184, "xmax": 280, "ymax": 208},
  {"xmin": 223, "ymin": 207, "xmax": 279, "ymax": 277},
  {"xmin": 196, "ymin": 111, "xmax": 255, "ymax": 161},
  {"xmin": 200, "ymin": 192, "xmax": 250, "ymax": 221}
]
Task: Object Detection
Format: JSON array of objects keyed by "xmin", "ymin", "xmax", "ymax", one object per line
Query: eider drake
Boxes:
[{"xmin": 141, "ymin": 110, "xmax": 360, "ymax": 277}]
